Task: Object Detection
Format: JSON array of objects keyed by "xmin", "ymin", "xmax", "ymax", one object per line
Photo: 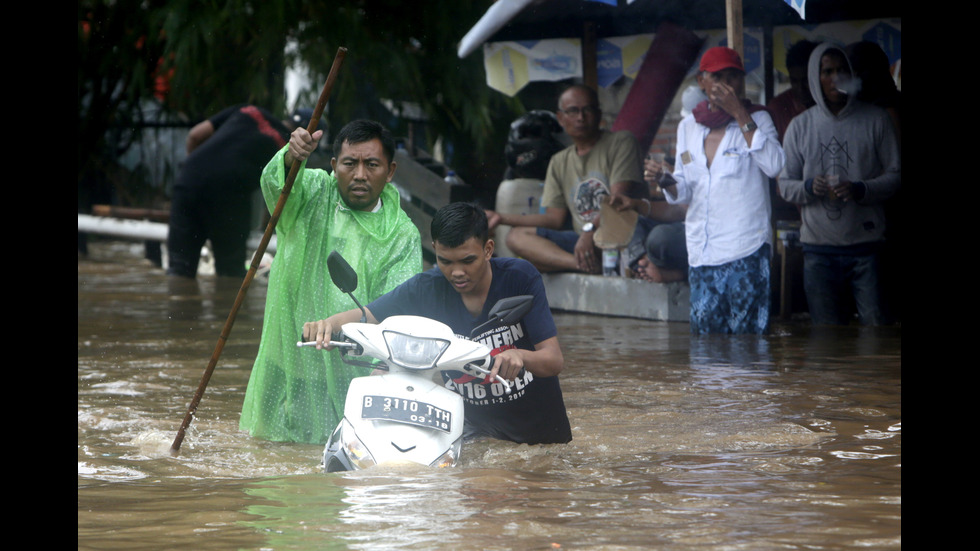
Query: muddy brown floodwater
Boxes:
[{"xmin": 78, "ymin": 240, "xmax": 900, "ymax": 550}]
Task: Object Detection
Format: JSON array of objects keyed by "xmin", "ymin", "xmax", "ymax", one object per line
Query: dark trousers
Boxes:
[
  {"xmin": 803, "ymin": 251, "xmax": 883, "ymax": 326},
  {"xmin": 167, "ymin": 185, "xmax": 252, "ymax": 278}
]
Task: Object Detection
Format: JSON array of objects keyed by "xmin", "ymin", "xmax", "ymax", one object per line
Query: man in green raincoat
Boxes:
[{"xmin": 240, "ymin": 119, "xmax": 422, "ymax": 444}]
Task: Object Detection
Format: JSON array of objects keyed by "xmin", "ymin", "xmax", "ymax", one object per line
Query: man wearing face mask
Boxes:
[
  {"xmin": 777, "ymin": 43, "xmax": 901, "ymax": 326},
  {"xmin": 657, "ymin": 46, "xmax": 785, "ymax": 334}
]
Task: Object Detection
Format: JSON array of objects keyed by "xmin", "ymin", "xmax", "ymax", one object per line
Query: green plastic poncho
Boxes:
[{"xmin": 240, "ymin": 146, "xmax": 422, "ymax": 443}]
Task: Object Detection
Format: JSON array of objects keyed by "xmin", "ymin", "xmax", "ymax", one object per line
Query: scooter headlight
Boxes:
[
  {"xmin": 429, "ymin": 436, "xmax": 463, "ymax": 468},
  {"xmin": 341, "ymin": 421, "xmax": 377, "ymax": 470},
  {"xmin": 383, "ymin": 331, "xmax": 450, "ymax": 369}
]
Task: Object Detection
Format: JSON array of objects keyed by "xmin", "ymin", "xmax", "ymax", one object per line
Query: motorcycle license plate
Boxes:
[{"xmin": 361, "ymin": 395, "xmax": 453, "ymax": 433}]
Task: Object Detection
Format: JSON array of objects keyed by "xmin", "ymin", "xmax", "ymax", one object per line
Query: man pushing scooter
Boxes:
[{"xmin": 304, "ymin": 202, "xmax": 572, "ymax": 445}]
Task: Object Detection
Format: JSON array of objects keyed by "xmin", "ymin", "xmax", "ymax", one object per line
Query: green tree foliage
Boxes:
[
  {"xmin": 79, "ymin": 0, "xmax": 524, "ymax": 205},
  {"xmin": 157, "ymin": 0, "xmax": 297, "ymax": 119},
  {"xmin": 284, "ymin": 0, "xmax": 523, "ymax": 195},
  {"xmin": 78, "ymin": 0, "xmax": 295, "ymax": 206},
  {"xmin": 78, "ymin": 1, "xmax": 169, "ymax": 188}
]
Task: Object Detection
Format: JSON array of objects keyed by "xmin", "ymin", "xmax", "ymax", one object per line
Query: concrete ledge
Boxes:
[
  {"xmin": 78, "ymin": 214, "xmax": 277, "ymax": 252},
  {"xmin": 540, "ymin": 273, "xmax": 690, "ymax": 322}
]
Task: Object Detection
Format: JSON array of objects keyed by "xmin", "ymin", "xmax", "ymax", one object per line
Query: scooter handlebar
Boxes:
[
  {"xmin": 297, "ymin": 338, "xmax": 510, "ymax": 393},
  {"xmin": 296, "ymin": 340, "xmax": 358, "ymax": 349},
  {"xmin": 465, "ymin": 356, "xmax": 513, "ymax": 394}
]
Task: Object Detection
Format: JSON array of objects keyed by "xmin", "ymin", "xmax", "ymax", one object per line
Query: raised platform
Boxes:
[{"xmin": 540, "ymin": 272, "xmax": 689, "ymax": 322}]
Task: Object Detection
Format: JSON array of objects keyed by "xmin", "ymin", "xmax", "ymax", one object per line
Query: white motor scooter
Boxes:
[{"xmin": 299, "ymin": 252, "xmax": 532, "ymax": 472}]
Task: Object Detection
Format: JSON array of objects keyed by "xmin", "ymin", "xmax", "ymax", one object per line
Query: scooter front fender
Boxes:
[{"xmin": 325, "ymin": 373, "xmax": 465, "ymax": 471}]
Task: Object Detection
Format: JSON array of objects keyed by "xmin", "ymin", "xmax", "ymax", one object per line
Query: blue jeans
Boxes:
[
  {"xmin": 536, "ymin": 228, "xmax": 579, "ymax": 254},
  {"xmin": 803, "ymin": 251, "xmax": 883, "ymax": 325},
  {"xmin": 688, "ymin": 244, "xmax": 770, "ymax": 335}
]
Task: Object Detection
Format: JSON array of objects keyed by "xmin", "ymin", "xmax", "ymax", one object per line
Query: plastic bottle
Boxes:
[{"xmin": 602, "ymin": 248, "xmax": 620, "ymax": 277}]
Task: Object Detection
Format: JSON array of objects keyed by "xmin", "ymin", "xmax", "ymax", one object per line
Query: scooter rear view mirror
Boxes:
[
  {"xmin": 327, "ymin": 251, "xmax": 358, "ymax": 293},
  {"xmin": 489, "ymin": 295, "xmax": 534, "ymax": 325},
  {"xmin": 327, "ymin": 250, "xmax": 367, "ymax": 323},
  {"xmin": 470, "ymin": 295, "xmax": 534, "ymax": 338}
]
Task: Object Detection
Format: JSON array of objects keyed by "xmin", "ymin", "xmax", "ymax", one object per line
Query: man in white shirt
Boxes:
[{"xmin": 660, "ymin": 47, "xmax": 785, "ymax": 334}]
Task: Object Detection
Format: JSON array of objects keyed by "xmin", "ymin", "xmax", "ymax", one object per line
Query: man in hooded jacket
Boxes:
[
  {"xmin": 777, "ymin": 43, "xmax": 901, "ymax": 326},
  {"xmin": 240, "ymin": 119, "xmax": 422, "ymax": 444}
]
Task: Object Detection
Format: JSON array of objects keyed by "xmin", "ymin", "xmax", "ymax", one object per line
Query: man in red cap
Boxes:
[{"xmin": 650, "ymin": 46, "xmax": 785, "ymax": 334}]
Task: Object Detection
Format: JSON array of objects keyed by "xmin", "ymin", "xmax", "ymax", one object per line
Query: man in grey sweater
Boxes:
[{"xmin": 778, "ymin": 42, "xmax": 901, "ymax": 325}]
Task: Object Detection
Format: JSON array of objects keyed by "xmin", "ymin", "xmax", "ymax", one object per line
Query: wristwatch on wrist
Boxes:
[
  {"xmin": 581, "ymin": 222, "xmax": 595, "ymax": 233},
  {"xmin": 740, "ymin": 120, "xmax": 757, "ymax": 133}
]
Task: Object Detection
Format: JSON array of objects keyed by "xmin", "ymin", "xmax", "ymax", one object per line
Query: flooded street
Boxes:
[{"xmin": 78, "ymin": 241, "xmax": 901, "ymax": 550}]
